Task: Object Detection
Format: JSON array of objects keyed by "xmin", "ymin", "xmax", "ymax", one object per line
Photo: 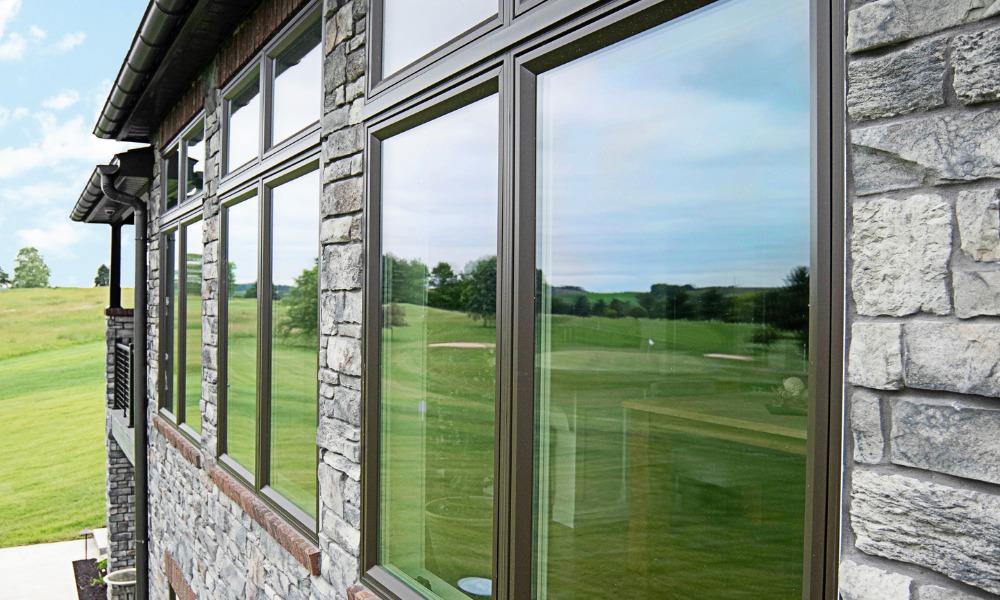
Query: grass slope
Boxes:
[{"xmin": 0, "ymin": 288, "xmax": 115, "ymax": 547}]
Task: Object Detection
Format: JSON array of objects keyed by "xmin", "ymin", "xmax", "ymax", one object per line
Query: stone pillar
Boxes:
[
  {"xmin": 844, "ymin": 2, "xmax": 1000, "ymax": 598},
  {"xmin": 105, "ymin": 311, "xmax": 136, "ymax": 600}
]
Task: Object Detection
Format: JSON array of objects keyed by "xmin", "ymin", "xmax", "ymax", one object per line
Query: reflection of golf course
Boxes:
[
  {"xmin": 382, "ymin": 302, "xmax": 807, "ymax": 598},
  {"xmin": 225, "ymin": 296, "xmax": 318, "ymax": 517}
]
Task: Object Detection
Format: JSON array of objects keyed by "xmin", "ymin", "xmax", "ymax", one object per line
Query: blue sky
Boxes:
[{"xmin": 0, "ymin": 0, "xmax": 145, "ymax": 287}]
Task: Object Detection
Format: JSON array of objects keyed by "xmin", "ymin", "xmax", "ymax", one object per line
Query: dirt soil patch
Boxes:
[{"xmin": 72, "ymin": 559, "xmax": 106, "ymax": 600}]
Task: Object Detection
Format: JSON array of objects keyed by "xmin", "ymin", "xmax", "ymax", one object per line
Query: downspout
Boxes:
[{"xmin": 100, "ymin": 166, "xmax": 149, "ymax": 600}]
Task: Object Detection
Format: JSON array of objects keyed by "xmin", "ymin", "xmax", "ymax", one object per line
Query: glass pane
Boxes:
[
  {"xmin": 164, "ymin": 148, "xmax": 179, "ymax": 211},
  {"xmin": 185, "ymin": 222, "xmax": 203, "ymax": 434},
  {"xmin": 121, "ymin": 225, "xmax": 135, "ymax": 309},
  {"xmin": 226, "ymin": 196, "xmax": 259, "ymax": 471},
  {"xmin": 162, "ymin": 231, "xmax": 177, "ymax": 413},
  {"xmin": 272, "ymin": 23, "xmax": 321, "ymax": 145},
  {"xmin": 382, "ymin": 0, "xmax": 496, "ymax": 77},
  {"xmin": 185, "ymin": 124, "xmax": 206, "ymax": 199},
  {"xmin": 228, "ymin": 73, "xmax": 261, "ymax": 172},
  {"xmin": 533, "ymin": 0, "xmax": 811, "ymax": 598},
  {"xmin": 269, "ymin": 169, "xmax": 319, "ymax": 517},
  {"xmin": 380, "ymin": 96, "xmax": 498, "ymax": 597}
]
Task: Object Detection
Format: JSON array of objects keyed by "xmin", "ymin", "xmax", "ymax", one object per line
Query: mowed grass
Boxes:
[{"xmin": 0, "ymin": 288, "xmax": 122, "ymax": 547}]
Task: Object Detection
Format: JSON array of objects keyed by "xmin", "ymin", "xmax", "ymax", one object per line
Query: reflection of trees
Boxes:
[
  {"xmin": 462, "ymin": 256, "xmax": 496, "ymax": 327},
  {"xmin": 382, "ymin": 254, "xmax": 498, "ymax": 327},
  {"xmin": 279, "ymin": 263, "xmax": 318, "ymax": 338},
  {"xmin": 185, "ymin": 254, "xmax": 203, "ymax": 295}
]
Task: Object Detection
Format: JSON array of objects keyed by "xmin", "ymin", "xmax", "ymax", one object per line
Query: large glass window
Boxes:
[
  {"xmin": 379, "ymin": 96, "xmax": 499, "ymax": 597},
  {"xmin": 366, "ymin": 0, "xmax": 833, "ymax": 598},
  {"xmin": 225, "ymin": 195, "xmax": 260, "ymax": 472},
  {"xmin": 381, "ymin": 0, "xmax": 497, "ymax": 78},
  {"xmin": 163, "ymin": 117, "xmax": 206, "ymax": 212},
  {"xmin": 272, "ymin": 24, "xmax": 322, "ymax": 145},
  {"xmin": 227, "ymin": 73, "xmax": 261, "ymax": 173},
  {"xmin": 269, "ymin": 169, "xmax": 320, "ymax": 518},
  {"xmin": 533, "ymin": 0, "xmax": 810, "ymax": 597},
  {"xmin": 160, "ymin": 218, "xmax": 205, "ymax": 436}
]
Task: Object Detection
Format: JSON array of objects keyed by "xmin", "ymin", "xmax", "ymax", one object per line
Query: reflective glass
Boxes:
[
  {"xmin": 382, "ymin": 0, "xmax": 496, "ymax": 77},
  {"xmin": 185, "ymin": 125, "xmax": 206, "ymax": 199},
  {"xmin": 162, "ymin": 231, "xmax": 178, "ymax": 413},
  {"xmin": 228, "ymin": 74, "xmax": 261, "ymax": 172},
  {"xmin": 272, "ymin": 24, "xmax": 321, "ymax": 145},
  {"xmin": 121, "ymin": 225, "xmax": 135, "ymax": 309},
  {"xmin": 269, "ymin": 169, "xmax": 319, "ymax": 517},
  {"xmin": 226, "ymin": 196, "xmax": 259, "ymax": 471},
  {"xmin": 533, "ymin": 0, "xmax": 811, "ymax": 597},
  {"xmin": 164, "ymin": 148, "xmax": 179, "ymax": 211},
  {"xmin": 380, "ymin": 96, "xmax": 498, "ymax": 596},
  {"xmin": 185, "ymin": 221, "xmax": 203, "ymax": 434}
]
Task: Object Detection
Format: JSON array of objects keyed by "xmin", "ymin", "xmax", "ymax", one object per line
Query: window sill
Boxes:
[
  {"xmin": 208, "ymin": 465, "xmax": 321, "ymax": 575},
  {"xmin": 348, "ymin": 584, "xmax": 380, "ymax": 600},
  {"xmin": 153, "ymin": 415, "xmax": 202, "ymax": 468},
  {"xmin": 164, "ymin": 550, "xmax": 197, "ymax": 600}
]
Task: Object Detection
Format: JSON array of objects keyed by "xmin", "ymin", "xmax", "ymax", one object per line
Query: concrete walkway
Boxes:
[{"xmin": 0, "ymin": 530, "xmax": 106, "ymax": 600}]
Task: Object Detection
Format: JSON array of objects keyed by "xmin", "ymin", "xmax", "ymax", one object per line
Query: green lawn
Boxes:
[{"xmin": 0, "ymin": 288, "xmax": 120, "ymax": 547}]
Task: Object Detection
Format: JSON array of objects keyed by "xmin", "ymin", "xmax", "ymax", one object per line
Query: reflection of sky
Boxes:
[
  {"xmin": 273, "ymin": 41, "xmax": 321, "ymax": 144},
  {"xmin": 382, "ymin": 0, "xmax": 496, "ymax": 76},
  {"xmin": 272, "ymin": 170, "xmax": 320, "ymax": 285},
  {"xmin": 538, "ymin": 0, "xmax": 810, "ymax": 291},
  {"xmin": 120, "ymin": 224, "xmax": 135, "ymax": 287},
  {"xmin": 227, "ymin": 196, "xmax": 258, "ymax": 286},
  {"xmin": 229, "ymin": 88, "xmax": 260, "ymax": 171},
  {"xmin": 382, "ymin": 96, "xmax": 498, "ymax": 272}
]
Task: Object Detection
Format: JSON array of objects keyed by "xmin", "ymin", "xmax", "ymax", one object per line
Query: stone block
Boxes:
[
  {"xmin": 318, "ymin": 463, "xmax": 347, "ymax": 517},
  {"xmin": 851, "ymin": 195, "xmax": 951, "ymax": 316},
  {"xmin": 321, "ymin": 243, "xmax": 362, "ymax": 291},
  {"xmin": 953, "ymin": 270, "xmax": 1000, "ymax": 318},
  {"xmin": 848, "ymin": 38, "xmax": 946, "ymax": 121},
  {"xmin": 839, "ymin": 559, "xmax": 912, "ymax": 600},
  {"xmin": 848, "ymin": 0, "xmax": 1000, "ymax": 54},
  {"xmin": 322, "ymin": 177, "xmax": 363, "ymax": 216},
  {"xmin": 847, "ymin": 0, "xmax": 910, "ymax": 53},
  {"xmin": 956, "ymin": 189, "xmax": 1000, "ymax": 262},
  {"xmin": 321, "ymin": 216, "xmax": 353, "ymax": 244},
  {"xmin": 919, "ymin": 585, "xmax": 980, "ymax": 600},
  {"xmin": 847, "ymin": 323, "xmax": 904, "ymax": 390},
  {"xmin": 904, "ymin": 321, "xmax": 1000, "ymax": 396},
  {"xmin": 953, "ymin": 28, "xmax": 1000, "ymax": 105},
  {"xmin": 891, "ymin": 398, "xmax": 1000, "ymax": 484},
  {"xmin": 851, "ymin": 389, "xmax": 883, "ymax": 464},
  {"xmin": 327, "ymin": 335, "xmax": 361, "ymax": 377},
  {"xmin": 850, "ymin": 469, "xmax": 1000, "ymax": 595},
  {"xmin": 851, "ymin": 110, "xmax": 1000, "ymax": 183}
]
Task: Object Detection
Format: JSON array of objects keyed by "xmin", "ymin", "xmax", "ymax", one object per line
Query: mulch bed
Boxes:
[{"xmin": 72, "ymin": 559, "xmax": 107, "ymax": 600}]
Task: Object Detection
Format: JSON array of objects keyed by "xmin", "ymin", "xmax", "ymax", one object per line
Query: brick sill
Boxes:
[
  {"xmin": 105, "ymin": 307, "xmax": 135, "ymax": 317},
  {"xmin": 208, "ymin": 465, "xmax": 321, "ymax": 576},
  {"xmin": 164, "ymin": 550, "xmax": 198, "ymax": 600},
  {"xmin": 152, "ymin": 415, "xmax": 202, "ymax": 468},
  {"xmin": 349, "ymin": 584, "xmax": 380, "ymax": 600}
]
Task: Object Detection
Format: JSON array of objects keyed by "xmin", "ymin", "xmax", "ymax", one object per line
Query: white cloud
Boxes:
[
  {"xmin": 0, "ymin": 31, "xmax": 25, "ymax": 60},
  {"xmin": 42, "ymin": 89, "xmax": 80, "ymax": 111},
  {"xmin": 11, "ymin": 106, "xmax": 27, "ymax": 119},
  {"xmin": 0, "ymin": 111, "xmax": 134, "ymax": 180},
  {"xmin": 54, "ymin": 31, "xmax": 85, "ymax": 52},
  {"xmin": 15, "ymin": 216, "xmax": 94, "ymax": 259},
  {"xmin": 0, "ymin": 0, "xmax": 20, "ymax": 39},
  {"xmin": 28, "ymin": 24, "xmax": 44, "ymax": 40}
]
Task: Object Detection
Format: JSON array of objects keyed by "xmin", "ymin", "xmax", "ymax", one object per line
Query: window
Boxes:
[
  {"xmin": 217, "ymin": 3, "xmax": 323, "ymax": 537},
  {"xmin": 162, "ymin": 117, "xmax": 206, "ymax": 212},
  {"xmin": 160, "ymin": 214, "xmax": 204, "ymax": 437},
  {"xmin": 223, "ymin": 11, "xmax": 322, "ymax": 176},
  {"xmin": 363, "ymin": 0, "xmax": 840, "ymax": 599}
]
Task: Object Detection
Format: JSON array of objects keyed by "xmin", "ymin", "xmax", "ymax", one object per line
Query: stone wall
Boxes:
[
  {"xmin": 844, "ymin": 1, "xmax": 1000, "ymax": 598},
  {"xmin": 105, "ymin": 311, "xmax": 135, "ymax": 600},
  {"xmin": 137, "ymin": 1, "xmax": 367, "ymax": 598}
]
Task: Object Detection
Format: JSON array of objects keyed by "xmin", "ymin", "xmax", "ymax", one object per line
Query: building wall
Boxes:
[
  {"xmin": 129, "ymin": 0, "xmax": 1000, "ymax": 598},
  {"xmin": 842, "ymin": 1, "xmax": 1000, "ymax": 598}
]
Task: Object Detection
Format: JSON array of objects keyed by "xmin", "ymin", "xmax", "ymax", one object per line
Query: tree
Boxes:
[
  {"xmin": 227, "ymin": 261, "xmax": 237, "ymax": 297},
  {"xmin": 94, "ymin": 264, "xmax": 110, "ymax": 287},
  {"xmin": 427, "ymin": 262, "xmax": 466, "ymax": 310},
  {"xmin": 12, "ymin": 247, "xmax": 50, "ymax": 288},
  {"xmin": 462, "ymin": 255, "xmax": 497, "ymax": 326},
  {"xmin": 279, "ymin": 265, "xmax": 318, "ymax": 338},
  {"xmin": 573, "ymin": 295, "xmax": 591, "ymax": 317},
  {"xmin": 698, "ymin": 289, "xmax": 731, "ymax": 321},
  {"xmin": 0, "ymin": 266, "xmax": 10, "ymax": 288},
  {"xmin": 384, "ymin": 254, "xmax": 428, "ymax": 305}
]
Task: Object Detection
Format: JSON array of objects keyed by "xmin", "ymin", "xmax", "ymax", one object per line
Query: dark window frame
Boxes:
[
  {"xmin": 361, "ymin": 0, "xmax": 845, "ymax": 598},
  {"xmin": 221, "ymin": 3, "xmax": 323, "ymax": 180},
  {"xmin": 218, "ymin": 151, "xmax": 323, "ymax": 540},
  {"xmin": 161, "ymin": 114, "xmax": 207, "ymax": 215},
  {"xmin": 158, "ymin": 202, "xmax": 206, "ymax": 445}
]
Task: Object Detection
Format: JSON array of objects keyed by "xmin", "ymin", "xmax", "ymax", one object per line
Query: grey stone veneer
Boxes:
[
  {"xmin": 844, "ymin": 1, "xmax": 1000, "ymax": 598},
  {"xmin": 106, "ymin": 312, "xmax": 135, "ymax": 600}
]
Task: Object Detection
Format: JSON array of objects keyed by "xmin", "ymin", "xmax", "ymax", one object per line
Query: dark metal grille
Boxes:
[{"xmin": 114, "ymin": 341, "xmax": 135, "ymax": 427}]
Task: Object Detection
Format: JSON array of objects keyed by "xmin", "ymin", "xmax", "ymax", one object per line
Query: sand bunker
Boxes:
[
  {"xmin": 703, "ymin": 353, "xmax": 754, "ymax": 362},
  {"xmin": 428, "ymin": 342, "xmax": 496, "ymax": 349}
]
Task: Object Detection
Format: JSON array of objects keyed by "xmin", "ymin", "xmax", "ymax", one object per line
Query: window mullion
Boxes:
[
  {"xmin": 257, "ymin": 183, "xmax": 273, "ymax": 491},
  {"xmin": 177, "ymin": 225, "xmax": 187, "ymax": 425}
]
